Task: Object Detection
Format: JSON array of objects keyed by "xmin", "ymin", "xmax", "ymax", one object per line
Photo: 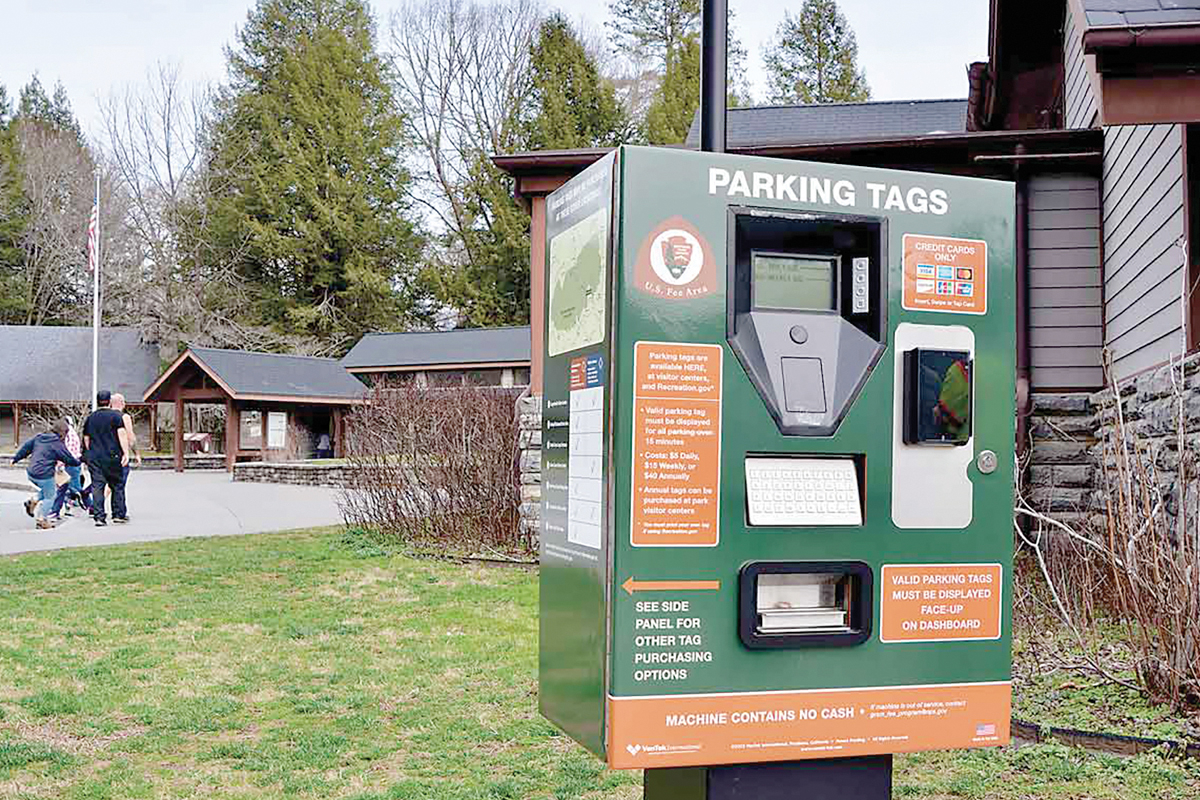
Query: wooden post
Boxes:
[
  {"xmin": 174, "ymin": 393, "xmax": 184, "ymax": 473},
  {"xmin": 333, "ymin": 408, "xmax": 344, "ymax": 458},
  {"xmin": 149, "ymin": 404, "xmax": 158, "ymax": 453},
  {"xmin": 225, "ymin": 399, "xmax": 238, "ymax": 472},
  {"xmin": 260, "ymin": 409, "xmax": 267, "ymax": 463},
  {"xmin": 12, "ymin": 402, "xmax": 20, "ymax": 447}
]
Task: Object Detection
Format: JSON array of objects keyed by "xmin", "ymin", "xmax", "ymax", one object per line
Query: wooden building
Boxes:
[
  {"xmin": 341, "ymin": 326, "xmax": 531, "ymax": 388},
  {"xmin": 0, "ymin": 325, "xmax": 159, "ymax": 451},
  {"xmin": 495, "ymin": 0, "xmax": 1200, "ymax": 428},
  {"xmin": 143, "ymin": 347, "xmax": 366, "ymax": 472}
]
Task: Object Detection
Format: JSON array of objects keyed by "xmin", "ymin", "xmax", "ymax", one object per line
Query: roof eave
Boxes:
[{"xmin": 1083, "ymin": 23, "xmax": 1200, "ymax": 54}]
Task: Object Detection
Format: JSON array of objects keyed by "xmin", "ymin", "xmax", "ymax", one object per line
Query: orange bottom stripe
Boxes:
[{"xmin": 607, "ymin": 682, "xmax": 1010, "ymax": 769}]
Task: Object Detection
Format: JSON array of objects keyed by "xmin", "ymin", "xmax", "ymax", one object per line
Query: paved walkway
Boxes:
[{"xmin": 0, "ymin": 467, "xmax": 343, "ymax": 556}]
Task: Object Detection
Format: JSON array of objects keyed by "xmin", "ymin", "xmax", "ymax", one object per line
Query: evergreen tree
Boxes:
[
  {"xmin": 524, "ymin": 14, "xmax": 629, "ymax": 150},
  {"xmin": 16, "ymin": 76, "xmax": 83, "ymax": 140},
  {"xmin": 204, "ymin": 0, "xmax": 426, "ymax": 348},
  {"xmin": 763, "ymin": 0, "xmax": 870, "ymax": 105},
  {"xmin": 0, "ymin": 86, "xmax": 28, "ymax": 323},
  {"xmin": 607, "ymin": 0, "xmax": 699, "ymax": 68},
  {"xmin": 644, "ymin": 33, "xmax": 699, "ymax": 145}
]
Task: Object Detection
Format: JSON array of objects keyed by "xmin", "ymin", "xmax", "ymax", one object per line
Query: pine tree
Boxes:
[
  {"xmin": 644, "ymin": 34, "xmax": 700, "ymax": 145},
  {"xmin": 525, "ymin": 15, "xmax": 629, "ymax": 150},
  {"xmin": 16, "ymin": 76, "xmax": 83, "ymax": 140},
  {"xmin": 0, "ymin": 86, "xmax": 29, "ymax": 323},
  {"xmin": 763, "ymin": 0, "xmax": 870, "ymax": 105},
  {"xmin": 204, "ymin": 0, "xmax": 426, "ymax": 348}
]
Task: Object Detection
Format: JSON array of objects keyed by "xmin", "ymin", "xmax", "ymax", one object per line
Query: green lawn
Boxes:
[{"xmin": 0, "ymin": 529, "xmax": 1196, "ymax": 799}]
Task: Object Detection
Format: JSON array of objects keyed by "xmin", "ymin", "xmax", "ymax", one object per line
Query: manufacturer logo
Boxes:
[
  {"xmin": 626, "ymin": 744, "xmax": 642, "ymax": 756},
  {"xmin": 650, "ymin": 229, "xmax": 705, "ymax": 285}
]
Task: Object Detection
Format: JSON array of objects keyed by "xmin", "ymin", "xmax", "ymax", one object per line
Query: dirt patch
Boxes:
[{"xmin": 12, "ymin": 717, "xmax": 147, "ymax": 756}]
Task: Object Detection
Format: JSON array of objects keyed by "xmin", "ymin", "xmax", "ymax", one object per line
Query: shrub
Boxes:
[{"xmin": 337, "ymin": 384, "xmax": 529, "ymax": 558}]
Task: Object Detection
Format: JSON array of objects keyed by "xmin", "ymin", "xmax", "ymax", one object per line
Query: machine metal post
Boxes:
[{"xmin": 699, "ymin": 0, "xmax": 728, "ymax": 153}]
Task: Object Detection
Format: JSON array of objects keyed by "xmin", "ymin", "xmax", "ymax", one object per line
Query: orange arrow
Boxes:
[{"xmin": 622, "ymin": 577, "xmax": 721, "ymax": 595}]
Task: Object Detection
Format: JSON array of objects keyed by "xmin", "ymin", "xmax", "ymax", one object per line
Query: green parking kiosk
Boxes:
[{"xmin": 539, "ymin": 145, "xmax": 1014, "ymax": 793}]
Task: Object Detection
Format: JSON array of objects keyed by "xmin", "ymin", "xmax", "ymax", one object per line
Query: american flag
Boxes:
[
  {"xmin": 86, "ymin": 200, "xmax": 98, "ymax": 272},
  {"xmin": 976, "ymin": 723, "xmax": 996, "ymax": 737}
]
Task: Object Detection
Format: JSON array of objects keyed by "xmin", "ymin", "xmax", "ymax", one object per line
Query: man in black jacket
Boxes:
[
  {"xmin": 83, "ymin": 390, "xmax": 130, "ymax": 527},
  {"xmin": 12, "ymin": 420, "xmax": 81, "ymax": 529}
]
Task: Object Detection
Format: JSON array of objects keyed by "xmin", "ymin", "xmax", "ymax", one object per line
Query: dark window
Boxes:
[
  {"xmin": 428, "ymin": 370, "xmax": 466, "ymax": 387},
  {"xmin": 466, "ymin": 368, "xmax": 504, "ymax": 386}
]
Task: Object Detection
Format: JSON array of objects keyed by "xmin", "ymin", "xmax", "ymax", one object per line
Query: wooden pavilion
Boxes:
[{"xmin": 143, "ymin": 347, "xmax": 367, "ymax": 472}]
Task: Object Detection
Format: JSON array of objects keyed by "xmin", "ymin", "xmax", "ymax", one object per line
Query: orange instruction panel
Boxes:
[
  {"xmin": 902, "ymin": 234, "xmax": 988, "ymax": 314},
  {"xmin": 607, "ymin": 682, "xmax": 1011, "ymax": 769},
  {"xmin": 879, "ymin": 564, "xmax": 1003, "ymax": 643},
  {"xmin": 630, "ymin": 341, "xmax": 723, "ymax": 547}
]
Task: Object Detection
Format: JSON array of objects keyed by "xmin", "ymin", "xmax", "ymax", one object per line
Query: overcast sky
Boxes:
[{"xmin": 0, "ymin": 0, "xmax": 988, "ymax": 142}]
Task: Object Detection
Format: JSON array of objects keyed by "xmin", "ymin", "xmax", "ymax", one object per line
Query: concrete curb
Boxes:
[{"xmin": 0, "ymin": 481, "xmax": 31, "ymax": 492}]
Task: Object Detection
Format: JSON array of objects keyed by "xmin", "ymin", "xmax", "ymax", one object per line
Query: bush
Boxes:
[{"xmin": 336, "ymin": 384, "xmax": 529, "ymax": 558}]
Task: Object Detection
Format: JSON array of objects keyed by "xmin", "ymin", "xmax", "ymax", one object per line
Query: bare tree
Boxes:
[
  {"xmin": 13, "ymin": 121, "xmax": 106, "ymax": 325},
  {"xmin": 387, "ymin": 0, "xmax": 543, "ymax": 248},
  {"xmin": 100, "ymin": 64, "xmax": 328, "ymax": 356}
]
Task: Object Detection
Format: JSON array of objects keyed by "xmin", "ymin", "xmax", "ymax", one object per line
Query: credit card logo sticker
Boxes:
[
  {"xmin": 957, "ymin": 283, "xmax": 974, "ymax": 296},
  {"xmin": 936, "ymin": 281, "xmax": 954, "ymax": 295},
  {"xmin": 956, "ymin": 268, "xmax": 973, "ymax": 281},
  {"xmin": 936, "ymin": 266, "xmax": 954, "ymax": 280},
  {"xmin": 916, "ymin": 279, "xmax": 935, "ymax": 294},
  {"xmin": 917, "ymin": 264, "xmax": 935, "ymax": 277}
]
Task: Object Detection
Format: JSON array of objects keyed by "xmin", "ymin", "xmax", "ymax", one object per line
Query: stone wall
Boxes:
[
  {"xmin": 233, "ymin": 461, "xmax": 353, "ymax": 487},
  {"xmin": 1025, "ymin": 352, "xmax": 1200, "ymax": 529},
  {"xmin": 517, "ymin": 393, "xmax": 541, "ymax": 546},
  {"xmin": 140, "ymin": 454, "xmax": 225, "ymax": 471},
  {"xmin": 1026, "ymin": 392, "xmax": 1099, "ymax": 527}
]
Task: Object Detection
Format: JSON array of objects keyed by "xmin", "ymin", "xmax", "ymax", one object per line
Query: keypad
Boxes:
[{"xmin": 745, "ymin": 458, "xmax": 862, "ymax": 526}]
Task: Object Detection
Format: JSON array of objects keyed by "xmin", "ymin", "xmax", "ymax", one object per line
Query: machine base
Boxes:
[{"xmin": 643, "ymin": 755, "xmax": 893, "ymax": 799}]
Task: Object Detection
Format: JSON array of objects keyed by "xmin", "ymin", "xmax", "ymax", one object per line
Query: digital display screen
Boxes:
[{"xmin": 752, "ymin": 252, "xmax": 838, "ymax": 311}]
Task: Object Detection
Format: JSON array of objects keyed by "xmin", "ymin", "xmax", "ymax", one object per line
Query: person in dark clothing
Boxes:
[
  {"xmin": 82, "ymin": 390, "xmax": 130, "ymax": 527},
  {"xmin": 12, "ymin": 420, "xmax": 81, "ymax": 529}
]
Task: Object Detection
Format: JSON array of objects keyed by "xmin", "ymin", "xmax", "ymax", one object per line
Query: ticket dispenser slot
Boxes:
[
  {"xmin": 727, "ymin": 208, "xmax": 888, "ymax": 436},
  {"xmin": 739, "ymin": 561, "xmax": 873, "ymax": 648}
]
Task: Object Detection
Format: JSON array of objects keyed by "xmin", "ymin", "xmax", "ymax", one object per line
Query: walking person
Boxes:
[
  {"xmin": 11, "ymin": 420, "xmax": 81, "ymax": 529},
  {"xmin": 83, "ymin": 390, "xmax": 130, "ymax": 527},
  {"xmin": 111, "ymin": 394, "xmax": 142, "ymax": 487},
  {"xmin": 50, "ymin": 416, "xmax": 89, "ymax": 519}
]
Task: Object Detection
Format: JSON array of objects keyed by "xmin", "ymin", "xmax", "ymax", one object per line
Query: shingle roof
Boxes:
[
  {"xmin": 341, "ymin": 326, "xmax": 532, "ymax": 370},
  {"xmin": 1081, "ymin": 0, "xmax": 1200, "ymax": 28},
  {"xmin": 0, "ymin": 325, "xmax": 160, "ymax": 403},
  {"xmin": 187, "ymin": 347, "xmax": 366, "ymax": 400},
  {"xmin": 684, "ymin": 99, "xmax": 968, "ymax": 150}
]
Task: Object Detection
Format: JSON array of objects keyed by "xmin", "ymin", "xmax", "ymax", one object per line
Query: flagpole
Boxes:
[{"xmin": 91, "ymin": 173, "xmax": 100, "ymax": 412}]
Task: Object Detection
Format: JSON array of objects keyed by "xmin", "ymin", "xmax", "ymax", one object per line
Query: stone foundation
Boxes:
[
  {"xmin": 1025, "ymin": 353, "xmax": 1200, "ymax": 529},
  {"xmin": 140, "ymin": 454, "xmax": 226, "ymax": 471},
  {"xmin": 517, "ymin": 392, "xmax": 541, "ymax": 545},
  {"xmin": 233, "ymin": 461, "xmax": 353, "ymax": 487}
]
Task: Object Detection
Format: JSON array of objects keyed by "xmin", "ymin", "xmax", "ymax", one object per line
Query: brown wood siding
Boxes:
[
  {"xmin": 1102, "ymin": 124, "xmax": 1186, "ymax": 380},
  {"xmin": 1063, "ymin": 7, "xmax": 1098, "ymax": 130},
  {"xmin": 1028, "ymin": 173, "xmax": 1105, "ymax": 389}
]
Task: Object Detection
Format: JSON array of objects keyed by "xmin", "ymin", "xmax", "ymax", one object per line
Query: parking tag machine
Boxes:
[{"xmin": 539, "ymin": 145, "xmax": 1014, "ymax": 776}]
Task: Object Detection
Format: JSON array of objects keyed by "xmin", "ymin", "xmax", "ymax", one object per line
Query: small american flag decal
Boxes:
[{"xmin": 976, "ymin": 723, "xmax": 996, "ymax": 737}]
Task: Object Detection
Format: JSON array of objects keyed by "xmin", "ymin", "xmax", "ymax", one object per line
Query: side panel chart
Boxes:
[{"xmin": 539, "ymin": 153, "xmax": 618, "ymax": 757}]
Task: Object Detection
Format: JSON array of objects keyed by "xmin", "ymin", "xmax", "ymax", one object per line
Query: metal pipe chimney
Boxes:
[{"xmin": 700, "ymin": 0, "xmax": 728, "ymax": 153}]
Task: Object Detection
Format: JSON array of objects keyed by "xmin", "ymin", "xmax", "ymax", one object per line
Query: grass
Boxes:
[{"xmin": 0, "ymin": 528, "xmax": 1195, "ymax": 799}]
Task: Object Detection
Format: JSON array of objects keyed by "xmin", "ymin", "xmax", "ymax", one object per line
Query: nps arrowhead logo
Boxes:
[
  {"xmin": 625, "ymin": 744, "xmax": 642, "ymax": 756},
  {"xmin": 634, "ymin": 216, "xmax": 716, "ymax": 300}
]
